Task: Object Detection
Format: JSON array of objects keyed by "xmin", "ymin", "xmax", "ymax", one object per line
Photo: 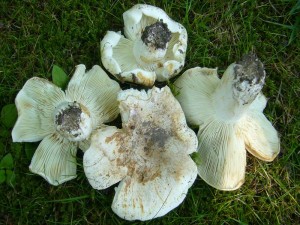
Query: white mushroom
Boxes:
[
  {"xmin": 12, "ymin": 65, "xmax": 121, "ymax": 185},
  {"xmin": 174, "ymin": 53, "xmax": 280, "ymax": 191},
  {"xmin": 83, "ymin": 86, "xmax": 197, "ymax": 221},
  {"xmin": 101, "ymin": 4, "xmax": 187, "ymax": 86}
]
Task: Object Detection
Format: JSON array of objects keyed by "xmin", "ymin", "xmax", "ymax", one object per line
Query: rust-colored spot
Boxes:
[
  {"xmin": 22, "ymin": 102, "xmax": 33, "ymax": 110},
  {"xmin": 136, "ymin": 166, "xmax": 161, "ymax": 184},
  {"xmin": 140, "ymin": 55, "xmax": 154, "ymax": 64},
  {"xmin": 116, "ymin": 157, "xmax": 123, "ymax": 167},
  {"xmin": 167, "ymin": 63, "xmax": 173, "ymax": 73},
  {"xmin": 136, "ymin": 72, "xmax": 145, "ymax": 79},
  {"xmin": 136, "ymin": 72, "xmax": 154, "ymax": 87},
  {"xmin": 149, "ymin": 169, "xmax": 161, "ymax": 182},
  {"xmin": 105, "ymin": 131, "xmax": 121, "ymax": 144},
  {"xmin": 174, "ymin": 169, "xmax": 183, "ymax": 182},
  {"xmin": 124, "ymin": 178, "xmax": 131, "ymax": 193},
  {"xmin": 126, "ymin": 159, "xmax": 136, "ymax": 177},
  {"xmin": 139, "ymin": 196, "xmax": 144, "ymax": 214},
  {"xmin": 80, "ymin": 103, "xmax": 90, "ymax": 116}
]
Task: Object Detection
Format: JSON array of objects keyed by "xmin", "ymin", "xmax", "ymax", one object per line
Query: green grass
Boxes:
[{"xmin": 1, "ymin": 0, "xmax": 299, "ymax": 224}]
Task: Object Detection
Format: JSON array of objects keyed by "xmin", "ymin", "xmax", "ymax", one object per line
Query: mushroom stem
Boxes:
[
  {"xmin": 213, "ymin": 54, "xmax": 266, "ymax": 122},
  {"xmin": 133, "ymin": 39, "xmax": 168, "ymax": 65},
  {"xmin": 54, "ymin": 101, "xmax": 92, "ymax": 141},
  {"xmin": 133, "ymin": 21, "xmax": 171, "ymax": 66}
]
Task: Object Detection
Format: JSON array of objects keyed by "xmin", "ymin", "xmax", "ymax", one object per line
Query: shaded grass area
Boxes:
[{"xmin": 0, "ymin": 0, "xmax": 299, "ymax": 224}]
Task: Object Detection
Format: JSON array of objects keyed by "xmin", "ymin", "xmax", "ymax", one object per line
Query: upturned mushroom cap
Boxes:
[
  {"xmin": 84, "ymin": 86, "xmax": 197, "ymax": 220},
  {"xmin": 101, "ymin": 4, "xmax": 187, "ymax": 86},
  {"xmin": 174, "ymin": 54, "xmax": 280, "ymax": 190},
  {"xmin": 12, "ymin": 64, "xmax": 121, "ymax": 185}
]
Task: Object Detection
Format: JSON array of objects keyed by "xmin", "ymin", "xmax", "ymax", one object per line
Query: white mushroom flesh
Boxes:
[
  {"xmin": 84, "ymin": 86, "xmax": 198, "ymax": 220},
  {"xmin": 133, "ymin": 20, "xmax": 171, "ymax": 66},
  {"xmin": 213, "ymin": 54, "xmax": 266, "ymax": 122},
  {"xmin": 101, "ymin": 4, "xmax": 187, "ymax": 86},
  {"xmin": 174, "ymin": 54, "xmax": 280, "ymax": 190},
  {"xmin": 12, "ymin": 64, "xmax": 121, "ymax": 185}
]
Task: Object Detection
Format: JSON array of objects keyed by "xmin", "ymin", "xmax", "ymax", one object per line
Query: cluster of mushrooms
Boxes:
[{"xmin": 12, "ymin": 4, "xmax": 280, "ymax": 221}]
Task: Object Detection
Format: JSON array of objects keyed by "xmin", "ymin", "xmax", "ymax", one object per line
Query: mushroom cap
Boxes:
[
  {"xmin": 101, "ymin": 4, "xmax": 187, "ymax": 86},
  {"xmin": 12, "ymin": 64, "xmax": 121, "ymax": 185},
  {"xmin": 174, "ymin": 58, "xmax": 280, "ymax": 190},
  {"xmin": 84, "ymin": 86, "xmax": 198, "ymax": 220}
]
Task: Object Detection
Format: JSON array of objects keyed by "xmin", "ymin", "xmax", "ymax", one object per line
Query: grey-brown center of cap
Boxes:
[
  {"xmin": 141, "ymin": 20, "xmax": 172, "ymax": 49},
  {"xmin": 233, "ymin": 53, "xmax": 266, "ymax": 105},
  {"xmin": 55, "ymin": 102, "xmax": 82, "ymax": 136},
  {"xmin": 142, "ymin": 121, "xmax": 169, "ymax": 149}
]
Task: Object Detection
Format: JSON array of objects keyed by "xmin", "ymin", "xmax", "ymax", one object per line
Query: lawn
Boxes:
[{"xmin": 0, "ymin": 0, "xmax": 299, "ymax": 224}]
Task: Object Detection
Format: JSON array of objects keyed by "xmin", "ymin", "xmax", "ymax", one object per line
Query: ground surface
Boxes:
[{"xmin": 0, "ymin": 0, "xmax": 299, "ymax": 224}]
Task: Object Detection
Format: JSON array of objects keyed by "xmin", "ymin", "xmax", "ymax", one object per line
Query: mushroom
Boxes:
[
  {"xmin": 174, "ymin": 53, "xmax": 280, "ymax": 191},
  {"xmin": 83, "ymin": 86, "xmax": 197, "ymax": 221},
  {"xmin": 101, "ymin": 4, "xmax": 187, "ymax": 87},
  {"xmin": 12, "ymin": 65, "xmax": 121, "ymax": 185}
]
